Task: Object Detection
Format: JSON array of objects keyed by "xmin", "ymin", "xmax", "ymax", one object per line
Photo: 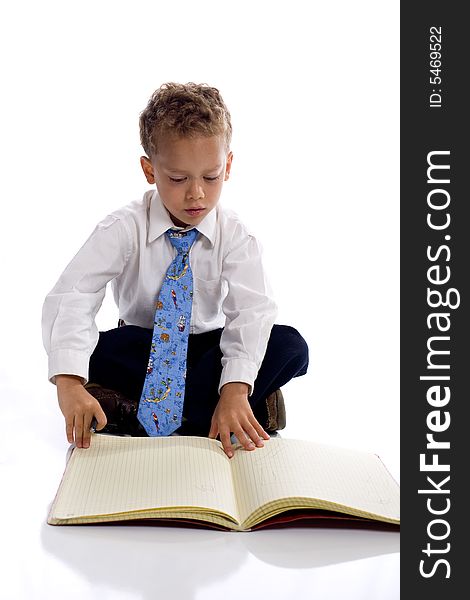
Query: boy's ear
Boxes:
[
  {"xmin": 140, "ymin": 156, "xmax": 156, "ymax": 184},
  {"xmin": 224, "ymin": 151, "xmax": 233, "ymax": 181}
]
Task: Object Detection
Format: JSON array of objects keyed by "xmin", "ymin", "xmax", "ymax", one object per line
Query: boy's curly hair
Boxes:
[{"xmin": 139, "ymin": 82, "xmax": 232, "ymax": 158}]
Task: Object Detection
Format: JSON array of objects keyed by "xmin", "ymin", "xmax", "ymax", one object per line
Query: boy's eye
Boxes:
[{"xmin": 168, "ymin": 175, "xmax": 220, "ymax": 183}]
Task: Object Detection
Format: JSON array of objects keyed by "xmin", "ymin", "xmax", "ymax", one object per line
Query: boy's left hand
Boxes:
[{"xmin": 208, "ymin": 382, "xmax": 270, "ymax": 458}]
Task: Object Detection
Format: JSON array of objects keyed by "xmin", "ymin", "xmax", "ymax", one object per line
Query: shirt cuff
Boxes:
[
  {"xmin": 218, "ymin": 358, "xmax": 259, "ymax": 396},
  {"xmin": 48, "ymin": 349, "xmax": 90, "ymax": 385}
]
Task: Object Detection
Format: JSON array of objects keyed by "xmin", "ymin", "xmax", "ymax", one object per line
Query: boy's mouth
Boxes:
[{"xmin": 185, "ymin": 207, "xmax": 205, "ymax": 217}]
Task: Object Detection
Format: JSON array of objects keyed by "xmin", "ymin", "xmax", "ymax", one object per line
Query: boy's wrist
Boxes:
[
  {"xmin": 55, "ymin": 374, "xmax": 85, "ymax": 389},
  {"xmin": 218, "ymin": 359, "xmax": 257, "ymax": 397},
  {"xmin": 220, "ymin": 382, "xmax": 250, "ymax": 395}
]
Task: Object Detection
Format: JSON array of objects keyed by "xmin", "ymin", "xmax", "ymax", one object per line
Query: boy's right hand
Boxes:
[{"xmin": 56, "ymin": 375, "xmax": 107, "ymax": 449}]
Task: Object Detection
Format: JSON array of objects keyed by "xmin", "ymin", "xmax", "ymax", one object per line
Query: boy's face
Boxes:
[{"xmin": 141, "ymin": 135, "xmax": 233, "ymax": 228}]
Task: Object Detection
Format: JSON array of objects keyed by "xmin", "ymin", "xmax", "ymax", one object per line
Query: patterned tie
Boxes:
[{"xmin": 137, "ymin": 228, "xmax": 198, "ymax": 436}]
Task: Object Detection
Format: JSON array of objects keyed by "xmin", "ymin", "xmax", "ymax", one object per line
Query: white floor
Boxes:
[
  {"xmin": 1, "ymin": 1, "xmax": 400, "ymax": 596},
  {"xmin": 1, "ymin": 378, "xmax": 399, "ymax": 600}
]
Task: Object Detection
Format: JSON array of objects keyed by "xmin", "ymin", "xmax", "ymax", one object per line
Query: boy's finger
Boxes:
[
  {"xmin": 75, "ymin": 417, "xmax": 84, "ymax": 448},
  {"xmin": 94, "ymin": 405, "xmax": 108, "ymax": 431},
  {"xmin": 245, "ymin": 422, "xmax": 265, "ymax": 448},
  {"xmin": 82, "ymin": 414, "xmax": 93, "ymax": 448},
  {"xmin": 234, "ymin": 426, "xmax": 256, "ymax": 452},
  {"xmin": 208, "ymin": 421, "xmax": 218, "ymax": 439},
  {"xmin": 250, "ymin": 417, "xmax": 270, "ymax": 441},
  {"xmin": 219, "ymin": 429, "xmax": 234, "ymax": 458},
  {"xmin": 65, "ymin": 417, "xmax": 74, "ymax": 444},
  {"xmin": 82, "ymin": 427, "xmax": 92, "ymax": 448}
]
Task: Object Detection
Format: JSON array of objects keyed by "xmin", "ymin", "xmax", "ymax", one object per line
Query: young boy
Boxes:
[{"xmin": 42, "ymin": 82, "xmax": 308, "ymax": 458}]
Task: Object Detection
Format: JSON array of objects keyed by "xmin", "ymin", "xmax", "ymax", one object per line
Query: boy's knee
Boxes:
[{"xmin": 271, "ymin": 325, "xmax": 309, "ymax": 374}]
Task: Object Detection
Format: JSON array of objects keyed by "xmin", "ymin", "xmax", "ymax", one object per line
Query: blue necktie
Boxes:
[{"xmin": 137, "ymin": 228, "xmax": 198, "ymax": 436}]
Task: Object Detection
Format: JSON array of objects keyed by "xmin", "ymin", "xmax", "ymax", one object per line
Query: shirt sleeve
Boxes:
[
  {"xmin": 41, "ymin": 215, "xmax": 132, "ymax": 384},
  {"xmin": 219, "ymin": 227, "xmax": 277, "ymax": 395}
]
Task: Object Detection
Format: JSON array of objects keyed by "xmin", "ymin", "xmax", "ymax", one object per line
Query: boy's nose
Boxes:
[{"xmin": 187, "ymin": 180, "xmax": 205, "ymax": 201}]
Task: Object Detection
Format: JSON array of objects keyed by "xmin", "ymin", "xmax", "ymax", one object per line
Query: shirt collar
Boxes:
[{"xmin": 147, "ymin": 190, "xmax": 216, "ymax": 247}]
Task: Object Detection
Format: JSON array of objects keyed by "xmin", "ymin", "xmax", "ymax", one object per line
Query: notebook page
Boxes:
[
  {"xmin": 230, "ymin": 438, "xmax": 400, "ymax": 525},
  {"xmin": 51, "ymin": 434, "xmax": 239, "ymax": 522}
]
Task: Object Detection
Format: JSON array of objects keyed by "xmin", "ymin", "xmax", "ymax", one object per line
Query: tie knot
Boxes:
[{"xmin": 166, "ymin": 228, "xmax": 198, "ymax": 254}]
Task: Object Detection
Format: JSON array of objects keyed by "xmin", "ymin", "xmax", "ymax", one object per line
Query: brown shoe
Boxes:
[
  {"xmin": 265, "ymin": 389, "xmax": 286, "ymax": 432},
  {"xmin": 84, "ymin": 383, "xmax": 145, "ymax": 436}
]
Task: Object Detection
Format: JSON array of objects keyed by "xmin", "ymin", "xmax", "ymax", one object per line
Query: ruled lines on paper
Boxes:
[
  {"xmin": 230, "ymin": 438, "xmax": 400, "ymax": 526},
  {"xmin": 51, "ymin": 435, "xmax": 240, "ymax": 523}
]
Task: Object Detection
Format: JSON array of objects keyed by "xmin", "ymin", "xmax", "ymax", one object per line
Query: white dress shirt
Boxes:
[{"xmin": 42, "ymin": 189, "xmax": 277, "ymax": 393}]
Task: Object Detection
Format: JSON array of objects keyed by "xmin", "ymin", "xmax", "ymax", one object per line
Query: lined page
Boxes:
[
  {"xmin": 50, "ymin": 434, "xmax": 239, "ymax": 522},
  {"xmin": 230, "ymin": 438, "xmax": 400, "ymax": 526}
]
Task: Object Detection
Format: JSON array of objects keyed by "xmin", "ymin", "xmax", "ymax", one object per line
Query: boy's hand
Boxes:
[
  {"xmin": 208, "ymin": 382, "xmax": 270, "ymax": 458},
  {"xmin": 56, "ymin": 375, "xmax": 107, "ymax": 449}
]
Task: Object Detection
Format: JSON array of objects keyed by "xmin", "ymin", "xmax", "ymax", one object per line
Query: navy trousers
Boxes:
[{"xmin": 88, "ymin": 324, "xmax": 309, "ymax": 435}]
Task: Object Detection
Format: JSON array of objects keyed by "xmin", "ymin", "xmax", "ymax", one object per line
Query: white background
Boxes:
[{"xmin": 0, "ymin": 1, "xmax": 399, "ymax": 599}]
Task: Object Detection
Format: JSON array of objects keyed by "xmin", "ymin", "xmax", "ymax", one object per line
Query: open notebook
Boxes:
[{"xmin": 48, "ymin": 434, "xmax": 400, "ymax": 531}]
